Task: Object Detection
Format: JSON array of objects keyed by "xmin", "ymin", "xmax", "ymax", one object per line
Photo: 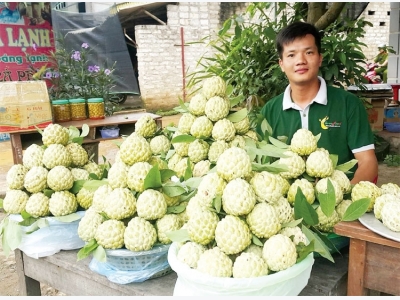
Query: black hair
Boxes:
[{"xmin": 276, "ymin": 22, "xmax": 322, "ymax": 59}]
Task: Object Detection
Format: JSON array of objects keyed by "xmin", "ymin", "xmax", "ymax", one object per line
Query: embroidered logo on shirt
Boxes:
[{"xmin": 319, "ymin": 116, "xmax": 342, "ymax": 129}]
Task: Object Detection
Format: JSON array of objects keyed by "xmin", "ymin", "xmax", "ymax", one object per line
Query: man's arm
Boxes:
[{"xmin": 351, "ymin": 149, "xmax": 378, "ymax": 184}]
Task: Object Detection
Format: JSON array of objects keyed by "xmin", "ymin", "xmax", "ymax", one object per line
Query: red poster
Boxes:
[{"xmin": 0, "ymin": 2, "xmax": 55, "ymax": 82}]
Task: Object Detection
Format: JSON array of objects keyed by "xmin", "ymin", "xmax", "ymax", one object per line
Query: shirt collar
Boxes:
[{"xmin": 282, "ymin": 76, "xmax": 328, "ymax": 110}]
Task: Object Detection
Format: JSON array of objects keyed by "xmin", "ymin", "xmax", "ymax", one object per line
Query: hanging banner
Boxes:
[{"xmin": 0, "ymin": 2, "xmax": 55, "ymax": 82}]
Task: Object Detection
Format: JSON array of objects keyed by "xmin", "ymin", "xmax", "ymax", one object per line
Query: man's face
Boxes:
[{"xmin": 279, "ymin": 34, "xmax": 322, "ymax": 86}]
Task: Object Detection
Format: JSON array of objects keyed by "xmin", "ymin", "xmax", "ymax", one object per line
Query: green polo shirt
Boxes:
[{"xmin": 260, "ymin": 80, "xmax": 374, "ymax": 173}]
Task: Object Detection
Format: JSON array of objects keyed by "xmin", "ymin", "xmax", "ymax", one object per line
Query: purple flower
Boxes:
[
  {"xmin": 44, "ymin": 72, "xmax": 52, "ymax": 79},
  {"xmin": 104, "ymin": 69, "xmax": 111, "ymax": 75},
  {"xmin": 81, "ymin": 43, "xmax": 89, "ymax": 49},
  {"xmin": 71, "ymin": 51, "xmax": 81, "ymax": 61},
  {"xmin": 32, "ymin": 43, "xmax": 37, "ymax": 51},
  {"xmin": 88, "ymin": 65, "xmax": 100, "ymax": 73},
  {"xmin": 53, "ymin": 72, "xmax": 60, "ymax": 78}
]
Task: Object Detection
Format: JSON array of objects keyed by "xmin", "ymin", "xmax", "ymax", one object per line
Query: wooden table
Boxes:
[
  {"xmin": 14, "ymin": 249, "xmax": 177, "ymax": 296},
  {"xmin": 334, "ymin": 220, "xmax": 400, "ymax": 296},
  {"xmin": 7, "ymin": 111, "xmax": 161, "ymax": 164}
]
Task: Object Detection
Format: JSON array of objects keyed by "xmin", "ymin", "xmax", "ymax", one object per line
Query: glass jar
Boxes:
[
  {"xmin": 52, "ymin": 99, "xmax": 71, "ymax": 122},
  {"xmin": 87, "ymin": 98, "xmax": 105, "ymax": 120},
  {"xmin": 69, "ymin": 98, "xmax": 87, "ymax": 121}
]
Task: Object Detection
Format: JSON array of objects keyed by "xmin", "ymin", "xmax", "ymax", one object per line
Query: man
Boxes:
[
  {"xmin": 374, "ymin": 44, "xmax": 388, "ymax": 83},
  {"xmin": 260, "ymin": 21, "xmax": 378, "ymax": 184}
]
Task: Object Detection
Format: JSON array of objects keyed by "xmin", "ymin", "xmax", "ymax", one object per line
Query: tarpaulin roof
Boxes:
[{"xmin": 115, "ymin": 2, "xmax": 176, "ymax": 25}]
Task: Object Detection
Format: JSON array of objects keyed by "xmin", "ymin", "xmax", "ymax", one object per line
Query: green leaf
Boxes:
[
  {"xmin": 160, "ymin": 169, "xmax": 176, "ymax": 182},
  {"xmin": 143, "ymin": 165, "xmax": 162, "ymax": 190},
  {"xmin": 282, "ymin": 218, "xmax": 303, "ymax": 228},
  {"xmin": 296, "ymin": 239, "xmax": 315, "ymax": 263},
  {"xmin": 93, "ymin": 245, "xmax": 106, "ymax": 262},
  {"xmin": 166, "ymin": 228, "xmax": 190, "ymax": 243},
  {"xmin": 43, "ymin": 189, "xmax": 54, "ymax": 198},
  {"xmin": 342, "ymin": 198, "xmax": 371, "ymax": 221},
  {"xmin": 20, "ymin": 210, "xmax": 31, "ymax": 220},
  {"xmin": 318, "ymin": 179, "xmax": 336, "ymax": 217},
  {"xmin": 301, "ymin": 225, "xmax": 334, "ymax": 263},
  {"xmin": 226, "ymin": 108, "xmax": 247, "ymax": 123},
  {"xmin": 260, "ymin": 119, "xmax": 273, "ymax": 136},
  {"xmin": 213, "ymin": 195, "xmax": 222, "ymax": 213},
  {"xmin": 82, "ymin": 180, "xmax": 108, "ymax": 192},
  {"xmin": 255, "ymin": 143, "xmax": 290, "ymax": 158},
  {"xmin": 72, "ymin": 137, "xmax": 84, "ymax": 145},
  {"xmin": 69, "ymin": 126, "xmax": 80, "ymax": 140},
  {"xmin": 183, "ymin": 158, "xmax": 193, "ymax": 181},
  {"xmin": 252, "ymin": 235, "xmax": 263, "ymax": 247},
  {"xmin": 0, "ymin": 198, "xmax": 3, "ymax": 208},
  {"xmin": 162, "ymin": 182, "xmax": 187, "ymax": 197},
  {"xmin": 294, "ymin": 188, "xmax": 318, "ymax": 226},
  {"xmin": 167, "ymin": 205, "xmax": 187, "ymax": 214},
  {"xmin": 268, "ymin": 136, "xmax": 289, "ymax": 149},
  {"xmin": 18, "ymin": 217, "xmax": 39, "ymax": 227},
  {"xmin": 77, "ymin": 239, "xmax": 99, "ymax": 261},
  {"xmin": 336, "ymin": 159, "xmax": 358, "ymax": 172},
  {"xmin": 70, "ymin": 180, "xmax": 86, "ymax": 194},
  {"xmin": 54, "ymin": 213, "xmax": 82, "ymax": 223},
  {"xmin": 80, "ymin": 124, "xmax": 90, "ymax": 137},
  {"xmin": 178, "ymin": 98, "xmax": 189, "ymax": 113},
  {"xmin": 183, "ymin": 177, "xmax": 202, "ymax": 189},
  {"xmin": 230, "ymin": 94, "xmax": 245, "ymax": 107},
  {"xmin": 171, "ymin": 135, "xmax": 196, "ymax": 144},
  {"xmin": 330, "ymin": 154, "xmax": 338, "ymax": 170}
]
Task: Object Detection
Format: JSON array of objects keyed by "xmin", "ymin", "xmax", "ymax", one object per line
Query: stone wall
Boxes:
[{"xmin": 135, "ymin": 2, "xmax": 392, "ymax": 111}]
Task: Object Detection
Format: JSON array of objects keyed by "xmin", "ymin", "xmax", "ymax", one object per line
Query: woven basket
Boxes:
[{"xmin": 105, "ymin": 244, "xmax": 171, "ymax": 274}]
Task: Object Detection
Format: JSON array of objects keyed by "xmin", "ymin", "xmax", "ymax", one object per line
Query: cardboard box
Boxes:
[
  {"xmin": 0, "ymin": 81, "xmax": 52, "ymax": 132},
  {"xmin": 365, "ymin": 98, "xmax": 385, "ymax": 131}
]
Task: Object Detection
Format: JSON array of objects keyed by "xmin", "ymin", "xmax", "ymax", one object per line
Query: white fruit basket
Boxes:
[
  {"xmin": 89, "ymin": 244, "xmax": 173, "ymax": 284},
  {"xmin": 8, "ymin": 211, "xmax": 85, "ymax": 259},
  {"xmin": 168, "ymin": 242, "xmax": 314, "ymax": 296}
]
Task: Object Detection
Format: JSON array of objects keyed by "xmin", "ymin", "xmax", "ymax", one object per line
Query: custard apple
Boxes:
[
  {"xmin": 91, "ymin": 184, "xmax": 113, "ymax": 213},
  {"xmin": 233, "ymin": 116, "xmax": 251, "ymax": 135},
  {"xmin": 172, "ymin": 131, "xmax": 189, "ymax": 157},
  {"xmin": 95, "ymin": 219, "xmax": 125, "ymax": 249},
  {"xmin": 119, "ymin": 132, "xmax": 152, "ymax": 165},
  {"xmin": 305, "ymin": 148, "xmax": 334, "ymax": 178},
  {"xmin": 215, "ymin": 215, "xmax": 252, "ymax": 255},
  {"xmin": 25, "ymin": 192, "xmax": 50, "ymax": 218},
  {"xmin": 279, "ymin": 226, "xmax": 308, "ymax": 246},
  {"xmin": 136, "ymin": 189, "xmax": 167, "ymax": 220},
  {"xmin": 197, "ymin": 172, "xmax": 227, "ymax": 202},
  {"xmin": 289, "ymin": 128, "xmax": 317, "ymax": 156},
  {"xmin": 246, "ymin": 202, "xmax": 281, "ymax": 238},
  {"xmin": 173, "ymin": 157, "xmax": 194, "ymax": 178},
  {"xmin": 212, "ymin": 118, "xmax": 236, "ymax": 142},
  {"xmin": 65, "ymin": 143, "xmax": 89, "ymax": 167},
  {"xmin": 202, "ymin": 76, "xmax": 227, "ymax": 99},
  {"xmin": 222, "ymin": 178, "xmax": 256, "ymax": 216},
  {"xmin": 315, "ymin": 206, "xmax": 340, "ymax": 232},
  {"xmin": 197, "ymin": 247, "xmax": 232, "ymax": 277},
  {"xmin": 373, "ymin": 194, "xmax": 398, "ymax": 220},
  {"xmin": 187, "ymin": 208, "xmax": 219, "ymax": 245},
  {"xmin": 24, "ymin": 166, "xmax": 48, "ymax": 193},
  {"xmin": 43, "ymin": 144, "xmax": 72, "ymax": 169},
  {"xmin": 156, "ymin": 214, "xmax": 182, "ymax": 244},
  {"xmin": 22, "ymin": 144, "xmax": 44, "ymax": 169},
  {"xmin": 233, "ymin": 252, "xmax": 269, "ymax": 278},
  {"xmin": 351, "ymin": 181, "xmax": 382, "ymax": 212},
  {"xmin": 49, "ymin": 191, "xmax": 78, "ymax": 216},
  {"xmin": 70, "ymin": 168, "xmax": 90, "ymax": 181},
  {"xmin": 42, "ymin": 123, "xmax": 69, "ymax": 146},
  {"xmin": 250, "ymin": 171, "xmax": 283, "ymax": 204},
  {"xmin": 315, "ymin": 177, "xmax": 343, "ymax": 206},
  {"xmin": 107, "ymin": 161, "xmax": 128, "ymax": 189},
  {"xmin": 188, "ymin": 93, "xmax": 207, "ymax": 116},
  {"xmin": 278, "ymin": 150, "xmax": 306, "ymax": 179},
  {"xmin": 330, "ymin": 170, "xmax": 352, "ymax": 194},
  {"xmin": 6, "ymin": 164, "xmax": 28, "ymax": 190},
  {"xmin": 216, "ymin": 147, "xmax": 252, "ymax": 181},
  {"xmin": 124, "ymin": 217, "xmax": 157, "ymax": 251},
  {"xmin": 192, "ymin": 160, "xmax": 211, "ymax": 177},
  {"xmin": 190, "ymin": 116, "xmax": 213, "ymax": 139},
  {"xmin": 127, "ymin": 162, "xmax": 152, "ymax": 192},
  {"xmin": 229, "ymin": 135, "xmax": 246, "ymax": 149},
  {"xmin": 188, "ymin": 139, "xmax": 209, "ymax": 163},
  {"xmin": 76, "ymin": 187, "xmax": 95, "ymax": 210},
  {"xmin": 177, "ymin": 242, "xmax": 206, "ymax": 268},
  {"xmin": 208, "ymin": 140, "xmax": 229, "ymax": 163},
  {"xmin": 287, "ymin": 178, "xmax": 315, "ymax": 205},
  {"xmin": 381, "ymin": 201, "xmax": 400, "ymax": 232},
  {"xmin": 47, "ymin": 166, "xmax": 74, "ymax": 191},
  {"xmin": 78, "ymin": 208, "xmax": 104, "ymax": 242},
  {"xmin": 244, "ymin": 130, "xmax": 259, "ymax": 141},
  {"xmin": 149, "ymin": 135, "xmax": 171, "ymax": 155},
  {"xmin": 243, "ymin": 244, "xmax": 263, "ymax": 257},
  {"xmin": 272, "ymin": 197, "xmax": 294, "ymax": 224},
  {"xmin": 177, "ymin": 113, "xmax": 196, "ymax": 134},
  {"xmin": 83, "ymin": 161, "xmax": 103, "ymax": 179},
  {"xmin": 380, "ymin": 183, "xmax": 400, "ymax": 197},
  {"xmin": 3, "ymin": 189, "xmax": 29, "ymax": 214},
  {"xmin": 262, "ymin": 234, "xmax": 297, "ymax": 272},
  {"xmin": 204, "ymin": 96, "xmax": 230, "ymax": 122},
  {"xmin": 103, "ymin": 187, "xmax": 137, "ymax": 220},
  {"xmin": 135, "ymin": 114, "xmax": 157, "ymax": 138},
  {"xmin": 336, "ymin": 199, "xmax": 352, "ymax": 220}
]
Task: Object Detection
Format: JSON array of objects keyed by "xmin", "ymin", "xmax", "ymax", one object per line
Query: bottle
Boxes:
[
  {"xmin": 52, "ymin": 99, "xmax": 71, "ymax": 122},
  {"xmin": 69, "ymin": 98, "xmax": 87, "ymax": 121},
  {"xmin": 87, "ymin": 98, "xmax": 105, "ymax": 120}
]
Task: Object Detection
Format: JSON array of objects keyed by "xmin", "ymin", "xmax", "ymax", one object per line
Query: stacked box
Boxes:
[{"xmin": 0, "ymin": 81, "xmax": 52, "ymax": 133}]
